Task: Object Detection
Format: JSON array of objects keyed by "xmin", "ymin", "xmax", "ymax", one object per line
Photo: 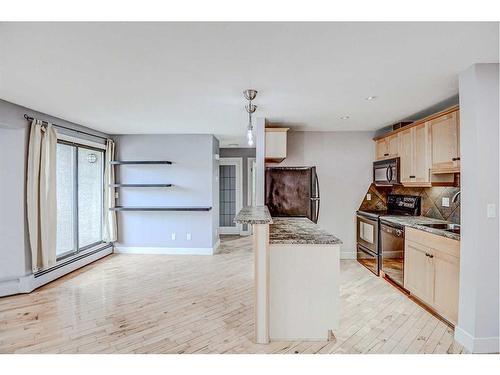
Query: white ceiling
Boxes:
[{"xmin": 0, "ymin": 22, "xmax": 498, "ymax": 146}]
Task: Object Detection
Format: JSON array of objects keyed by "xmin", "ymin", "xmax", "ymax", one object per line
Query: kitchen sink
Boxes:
[{"xmin": 418, "ymin": 223, "xmax": 460, "ymax": 235}]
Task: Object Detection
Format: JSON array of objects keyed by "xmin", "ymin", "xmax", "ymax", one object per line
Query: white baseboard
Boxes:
[
  {"xmin": 114, "ymin": 246, "xmax": 215, "ymax": 255},
  {"xmin": 455, "ymin": 326, "xmax": 500, "ymax": 353},
  {"xmin": 0, "ymin": 246, "xmax": 113, "ymax": 297},
  {"xmin": 340, "ymin": 250, "xmax": 356, "ymax": 260},
  {"xmin": 212, "ymin": 239, "xmax": 221, "ymax": 254}
]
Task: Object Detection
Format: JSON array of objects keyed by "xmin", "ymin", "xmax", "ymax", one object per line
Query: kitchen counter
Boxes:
[
  {"xmin": 270, "ymin": 217, "xmax": 343, "ymax": 245},
  {"xmin": 233, "ymin": 206, "xmax": 341, "ymax": 342},
  {"xmin": 234, "ymin": 206, "xmax": 273, "ymax": 225},
  {"xmin": 381, "ymin": 215, "xmax": 460, "ymax": 241}
]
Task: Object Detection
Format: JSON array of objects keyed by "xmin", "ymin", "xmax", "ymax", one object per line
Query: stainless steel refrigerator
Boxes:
[{"xmin": 265, "ymin": 166, "xmax": 320, "ymax": 223}]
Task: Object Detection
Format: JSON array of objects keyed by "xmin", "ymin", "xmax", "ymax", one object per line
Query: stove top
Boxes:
[{"xmin": 357, "ymin": 194, "xmax": 421, "ymax": 219}]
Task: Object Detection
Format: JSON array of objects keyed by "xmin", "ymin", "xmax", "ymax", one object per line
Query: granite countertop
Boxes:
[
  {"xmin": 381, "ymin": 215, "xmax": 460, "ymax": 241},
  {"xmin": 234, "ymin": 206, "xmax": 273, "ymax": 224},
  {"xmin": 269, "ymin": 217, "xmax": 343, "ymax": 245}
]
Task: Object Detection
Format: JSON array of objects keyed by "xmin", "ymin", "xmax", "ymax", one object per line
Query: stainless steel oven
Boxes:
[
  {"xmin": 357, "ymin": 244, "xmax": 379, "ymax": 276},
  {"xmin": 373, "ymin": 157, "xmax": 400, "ymax": 186},
  {"xmin": 380, "ymin": 220, "xmax": 405, "ymax": 288},
  {"xmin": 356, "ymin": 213, "xmax": 379, "ymax": 275}
]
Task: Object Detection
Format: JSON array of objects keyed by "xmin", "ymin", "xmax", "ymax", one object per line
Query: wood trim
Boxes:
[
  {"xmin": 431, "ymin": 168, "xmax": 460, "ymax": 174},
  {"xmin": 373, "ymin": 105, "xmax": 460, "ymax": 141},
  {"xmin": 402, "ymin": 182, "xmax": 432, "ymax": 188},
  {"xmin": 408, "ymin": 294, "xmax": 455, "ymax": 328},
  {"xmin": 265, "ymin": 127, "xmax": 289, "ymax": 132},
  {"xmin": 265, "ymin": 157, "xmax": 286, "ymax": 164}
]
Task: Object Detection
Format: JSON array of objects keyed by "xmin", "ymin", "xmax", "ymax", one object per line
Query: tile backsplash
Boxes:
[{"xmin": 359, "ymin": 184, "xmax": 460, "ymax": 224}]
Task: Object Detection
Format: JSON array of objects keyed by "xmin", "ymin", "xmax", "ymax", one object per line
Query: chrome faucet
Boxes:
[{"xmin": 452, "ymin": 190, "xmax": 461, "ymax": 203}]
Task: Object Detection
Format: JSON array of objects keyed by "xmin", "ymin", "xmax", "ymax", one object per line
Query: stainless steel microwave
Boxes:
[{"xmin": 373, "ymin": 157, "xmax": 400, "ymax": 186}]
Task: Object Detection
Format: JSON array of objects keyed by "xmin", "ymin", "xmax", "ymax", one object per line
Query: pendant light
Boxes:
[{"xmin": 244, "ymin": 89, "xmax": 258, "ymax": 146}]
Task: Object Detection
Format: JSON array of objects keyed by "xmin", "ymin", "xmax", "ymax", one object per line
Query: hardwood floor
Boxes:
[{"xmin": 0, "ymin": 235, "xmax": 466, "ymax": 354}]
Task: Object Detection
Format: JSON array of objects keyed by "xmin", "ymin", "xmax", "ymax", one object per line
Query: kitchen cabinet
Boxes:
[
  {"xmin": 398, "ymin": 123, "xmax": 431, "ymax": 186},
  {"xmin": 265, "ymin": 127, "xmax": 289, "ymax": 163},
  {"xmin": 433, "ymin": 250, "xmax": 460, "ymax": 324},
  {"xmin": 375, "ymin": 133, "xmax": 398, "ymax": 160},
  {"xmin": 373, "ymin": 106, "xmax": 460, "ymax": 185},
  {"xmin": 429, "ymin": 110, "xmax": 460, "ymax": 172},
  {"xmin": 405, "ymin": 239, "xmax": 434, "ymax": 303},
  {"xmin": 404, "ymin": 227, "xmax": 460, "ymax": 325}
]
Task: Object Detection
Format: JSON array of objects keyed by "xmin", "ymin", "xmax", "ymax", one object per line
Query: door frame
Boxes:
[
  {"xmin": 247, "ymin": 157, "xmax": 256, "ymax": 207},
  {"xmin": 219, "ymin": 157, "xmax": 243, "ymax": 235}
]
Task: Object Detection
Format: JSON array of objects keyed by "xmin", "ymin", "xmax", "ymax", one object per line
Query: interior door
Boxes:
[{"xmin": 219, "ymin": 158, "xmax": 243, "ymax": 234}]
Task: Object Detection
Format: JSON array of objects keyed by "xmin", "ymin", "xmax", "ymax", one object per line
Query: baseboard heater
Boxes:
[{"xmin": 34, "ymin": 243, "xmax": 113, "ymax": 278}]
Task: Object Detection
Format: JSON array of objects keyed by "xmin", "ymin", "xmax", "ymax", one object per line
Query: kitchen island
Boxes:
[{"xmin": 234, "ymin": 207, "xmax": 342, "ymax": 343}]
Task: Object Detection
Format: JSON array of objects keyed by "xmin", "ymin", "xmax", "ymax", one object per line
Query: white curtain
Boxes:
[
  {"xmin": 103, "ymin": 139, "xmax": 117, "ymax": 242},
  {"xmin": 27, "ymin": 120, "xmax": 58, "ymax": 272}
]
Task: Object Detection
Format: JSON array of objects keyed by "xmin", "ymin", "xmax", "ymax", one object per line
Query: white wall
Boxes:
[
  {"xmin": 113, "ymin": 134, "xmax": 219, "ymax": 253},
  {"xmin": 0, "ymin": 126, "xmax": 28, "ymax": 280},
  {"xmin": 455, "ymin": 63, "xmax": 499, "ymax": 353},
  {"xmin": 0, "ymin": 99, "xmax": 110, "ymax": 295},
  {"xmin": 278, "ymin": 131, "xmax": 374, "ymax": 258},
  {"xmin": 0, "ymin": 100, "xmax": 109, "ymax": 279}
]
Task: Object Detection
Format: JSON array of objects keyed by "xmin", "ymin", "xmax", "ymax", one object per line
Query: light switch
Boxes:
[
  {"xmin": 487, "ymin": 204, "xmax": 496, "ymax": 218},
  {"xmin": 442, "ymin": 197, "xmax": 450, "ymax": 207},
  {"xmin": 366, "ymin": 193, "xmax": 372, "ymax": 201},
  {"xmin": 171, "ymin": 232, "xmax": 176, "ymax": 240}
]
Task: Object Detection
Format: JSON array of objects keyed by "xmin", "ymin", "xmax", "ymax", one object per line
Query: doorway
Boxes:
[{"xmin": 219, "ymin": 157, "xmax": 243, "ymax": 234}]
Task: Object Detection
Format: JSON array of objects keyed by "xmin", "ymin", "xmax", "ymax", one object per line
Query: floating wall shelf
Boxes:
[
  {"xmin": 110, "ymin": 206, "xmax": 212, "ymax": 212},
  {"xmin": 110, "ymin": 160, "xmax": 172, "ymax": 165},
  {"xmin": 110, "ymin": 184, "xmax": 173, "ymax": 188}
]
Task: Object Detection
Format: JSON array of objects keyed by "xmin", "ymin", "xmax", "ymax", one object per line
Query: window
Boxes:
[{"xmin": 56, "ymin": 140, "xmax": 104, "ymax": 258}]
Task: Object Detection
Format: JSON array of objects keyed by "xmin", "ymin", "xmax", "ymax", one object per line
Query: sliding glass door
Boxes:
[{"xmin": 56, "ymin": 141, "xmax": 104, "ymax": 259}]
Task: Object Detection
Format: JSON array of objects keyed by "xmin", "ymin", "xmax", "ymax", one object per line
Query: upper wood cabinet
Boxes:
[
  {"xmin": 265, "ymin": 128, "xmax": 289, "ymax": 163},
  {"xmin": 404, "ymin": 227, "xmax": 460, "ymax": 325},
  {"xmin": 398, "ymin": 123, "xmax": 431, "ymax": 186},
  {"xmin": 429, "ymin": 110, "xmax": 460, "ymax": 172},
  {"xmin": 375, "ymin": 133, "xmax": 399, "ymax": 160},
  {"xmin": 373, "ymin": 105, "xmax": 460, "ymax": 185}
]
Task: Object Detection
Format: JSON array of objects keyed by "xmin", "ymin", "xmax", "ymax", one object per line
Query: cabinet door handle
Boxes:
[
  {"xmin": 429, "ymin": 254, "xmax": 434, "ymax": 258},
  {"xmin": 409, "ymin": 175, "xmax": 416, "ymax": 178},
  {"xmin": 384, "ymin": 153, "xmax": 389, "ymax": 156},
  {"xmin": 452, "ymin": 157, "xmax": 461, "ymax": 161}
]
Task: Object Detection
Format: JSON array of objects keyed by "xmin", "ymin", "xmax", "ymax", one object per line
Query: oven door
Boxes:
[
  {"xmin": 357, "ymin": 244, "xmax": 379, "ymax": 276},
  {"xmin": 380, "ymin": 223, "xmax": 405, "ymax": 288},
  {"xmin": 357, "ymin": 215, "xmax": 378, "ymax": 254}
]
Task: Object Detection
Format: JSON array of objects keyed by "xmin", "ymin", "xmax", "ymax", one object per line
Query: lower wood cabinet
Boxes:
[{"xmin": 404, "ymin": 227, "xmax": 460, "ymax": 325}]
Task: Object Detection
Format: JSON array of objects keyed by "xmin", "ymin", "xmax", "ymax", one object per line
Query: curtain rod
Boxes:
[{"xmin": 24, "ymin": 114, "xmax": 109, "ymax": 141}]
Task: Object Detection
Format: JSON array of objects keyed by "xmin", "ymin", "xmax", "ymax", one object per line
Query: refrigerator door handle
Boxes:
[{"xmin": 312, "ymin": 172, "xmax": 320, "ymax": 223}]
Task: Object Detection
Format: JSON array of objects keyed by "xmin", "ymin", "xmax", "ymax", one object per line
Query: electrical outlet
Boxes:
[
  {"xmin": 366, "ymin": 193, "xmax": 372, "ymax": 201},
  {"xmin": 115, "ymin": 192, "xmax": 119, "ymax": 199},
  {"xmin": 186, "ymin": 233, "xmax": 192, "ymax": 241},
  {"xmin": 442, "ymin": 197, "xmax": 450, "ymax": 207},
  {"xmin": 171, "ymin": 232, "xmax": 176, "ymax": 240}
]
